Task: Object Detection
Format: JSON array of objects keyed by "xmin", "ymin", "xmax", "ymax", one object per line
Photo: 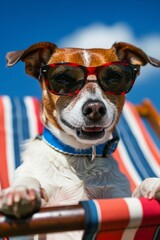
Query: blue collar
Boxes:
[{"xmin": 41, "ymin": 127, "xmax": 119, "ymax": 160}]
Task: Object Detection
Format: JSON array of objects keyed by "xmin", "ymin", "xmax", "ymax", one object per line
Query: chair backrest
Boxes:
[
  {"xmin": 113, "ymin": 100, "xmax": 160, "ymax": 192},
  {"xmin": 0, "ymin": 96, "xmax": 43, "ymax": 189}
]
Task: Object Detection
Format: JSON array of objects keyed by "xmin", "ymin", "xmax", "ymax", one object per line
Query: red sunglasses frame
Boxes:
[{"xmin": 40, "ymin": 61, "xmax": 140, "ymax": 96}]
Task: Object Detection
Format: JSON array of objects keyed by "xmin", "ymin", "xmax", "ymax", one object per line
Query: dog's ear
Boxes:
[
  {"xmin": 6, "ymin": 42, "xmax": 57, "ymax": 79},
  {"xmin": 113, "ymin": 42, "xmax": 160, "ymax": 67}
]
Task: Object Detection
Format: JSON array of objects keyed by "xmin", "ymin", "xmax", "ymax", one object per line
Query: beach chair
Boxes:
[{"xmin": 0, "ymin": 96, "xmax": 159, "ymax": 240}]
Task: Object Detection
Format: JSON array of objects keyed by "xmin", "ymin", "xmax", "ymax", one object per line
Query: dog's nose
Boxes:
[{"xmin": 82, "ymin": 100, "xmax": 106, "ymax": 121}]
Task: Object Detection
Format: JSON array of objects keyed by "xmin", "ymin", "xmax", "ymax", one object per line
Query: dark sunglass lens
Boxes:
[
  {"xmin": 98, "ymin": 64, "xmax": 134, "ymax": 94},
  {"xmin": 46, "ymin": 65, "xmax": 85, "ymax": 95}
]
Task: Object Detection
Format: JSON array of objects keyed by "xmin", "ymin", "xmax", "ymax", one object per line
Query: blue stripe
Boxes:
[
  {"xmin": 81, "ymin": 200, "xmax": 99, "ymax": 240},
  {"xmin": 19, "ymin": 98, "xmax": 30, "ymax": 141},
  {"xmin": 118, "ymin": 114, "xmax": 157, "ymax": 180},
  {"xmin": 11, "ymin": 97, "xmax": 30, "ymax": 168},
  {"xmin": 11, "ymin": 98, "xmax": 21, "ymax": 168}
]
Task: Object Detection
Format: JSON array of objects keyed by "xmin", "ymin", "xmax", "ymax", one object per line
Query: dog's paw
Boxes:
[
  {"xmin": 132, "ymin": 178, "xmax": 160, "ymax": 200},
  {"xmin": 0, "ymin": 186, "xmax": 41, "ymax": 218}
]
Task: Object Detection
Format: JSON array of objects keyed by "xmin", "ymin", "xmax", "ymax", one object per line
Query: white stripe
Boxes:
[
  {"xmin": 121, "ymin": 198, "xmax": 143, "ymax": 240},
  {"xmin": 3, "ymin": 96, "xmax": 15, "ymax": 185},
  {"xmin": 123, "ymin": 103, "xmax": 160, "ymax": 177},
  {"xmin": 118, "ymin": 140, "xmax": 141, "ymax": 186},
  {"xmin": 24, "ymin": 96, "xmax": 38, "ymax": 138}
]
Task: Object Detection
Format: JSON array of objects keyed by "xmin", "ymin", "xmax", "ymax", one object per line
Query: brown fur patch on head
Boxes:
[
  {"xmin": 48, "ymin": 48, "xmax": 86, "ymax": 65},
  {"xmin": 41, "ymin": 81, "xmax": 61, "ymax": 129},
  {"xmin": 88, "ymin": 48, "xmax": 119, "ymax": 66},
  {"xmin": 56, "ymin": 95, "xmax": 77, "ymax": 113},
  {"xmin": 48, "ymin": 48, "xmax": 119, "ymax": 66},
  {"xmin": 106, "ymin": 94, "xmax": 125, "ymax": 125}
]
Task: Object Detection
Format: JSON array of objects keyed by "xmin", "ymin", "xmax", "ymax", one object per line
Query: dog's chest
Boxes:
[
  {"xmin": 22, "ymin": 139, "xmax": 130, "ymax": 206},
  {"xmin": 42, "ymin": 153, "xmax": 114, "ymax": 206}
]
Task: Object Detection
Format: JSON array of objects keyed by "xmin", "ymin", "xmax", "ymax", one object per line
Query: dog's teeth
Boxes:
[{"xmin": 82, "ymin": 127, "xmax": 103, "ymax": 132}]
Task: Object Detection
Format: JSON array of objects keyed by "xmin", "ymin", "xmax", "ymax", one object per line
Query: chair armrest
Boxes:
[
  {"xmin": 0, "ymin": 198, "xmax": 160, "ymax": 239},
  {"xmin": 0, "ymin": 204, "xmax": 85, "ymax": 237},
  {"xmin": 135, "ymin": 99, "xmax": 160, "ymax": 138}
]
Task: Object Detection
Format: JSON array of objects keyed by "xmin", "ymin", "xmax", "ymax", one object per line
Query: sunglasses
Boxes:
[{"xmin": 40, "ymin": 62, "xmax": 140, "ymax": 96}]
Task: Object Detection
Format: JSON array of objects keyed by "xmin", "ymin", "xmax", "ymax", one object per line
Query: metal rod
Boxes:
[{"xmin": 0, "ymin": 204, "xmax": 85, "ymax": 237}]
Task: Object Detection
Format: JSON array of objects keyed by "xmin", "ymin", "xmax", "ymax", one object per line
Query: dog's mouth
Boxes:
[
  {"xmin": 76, "ymin": 127, "xmax": 105, "ymax": 140},
  {"xmin": 61, "ymin": 118, "xmax": 106, "ymax": 140},
  {"xmin": 60, "ymin": 115, "xmax": 116, "ymax": 141}
]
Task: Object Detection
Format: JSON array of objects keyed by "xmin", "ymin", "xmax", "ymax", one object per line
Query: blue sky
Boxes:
[{"xmin": 0, "ymin": 0, "xmax": 160, "ymax": 110}]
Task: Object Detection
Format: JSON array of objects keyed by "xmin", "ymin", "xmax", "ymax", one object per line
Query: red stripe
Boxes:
[
  {"xmin": 32, "ymin": 97, "xmax": 43, "ymax": 134},
  {"xmin": 97, "ymin": 230, "xmax": 126, "ymax": 240},
  {"xmin": 96, "ymin": 199, "xmax": 130, "ymax": 240},
  {"xmin": 113, "ymin": 149, "xmax": 137, "ymax": 192},
  {"xmin": 0, "ymin": 97, "xmax": 10, "ymax": 188},
  {"xmin": 134, "ymin": 198, "xmax": 160, "ymax": 240},
  {"xmin": 127, "ymin": 102, "xmax": 160, "ymax": 164}
]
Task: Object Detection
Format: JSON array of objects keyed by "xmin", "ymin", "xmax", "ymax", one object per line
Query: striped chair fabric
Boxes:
[
  {"xmin": 113, "ymin": 101, "xmax": 160, "ymax": 192},
  {"xmin": 82, "ymin": 198, "xmax": 160, "ymax": 240},
  {"xmin": 0, "ymin": 96, "xmax": 159, "ymax": 239},
  {"xmin": 0, "ymin": 96, "xmax": 43, "ymax": 189}
]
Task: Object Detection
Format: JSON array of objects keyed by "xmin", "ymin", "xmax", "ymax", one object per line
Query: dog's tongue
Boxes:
[{"xmin": 82, "ymin": 126, "xmax": 103, "ymax": 132}]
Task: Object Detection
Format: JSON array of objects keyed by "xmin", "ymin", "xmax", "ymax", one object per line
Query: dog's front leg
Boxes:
[
  {"xmin": 132, "ymin": 178, "xmax": 160, "ymax": 200},
  {"xmin": 0, "ymin": 177, "xmax": 42, "ymax": 218}
]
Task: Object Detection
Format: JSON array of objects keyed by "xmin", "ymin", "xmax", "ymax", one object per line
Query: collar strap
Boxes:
[
  {"xmin": 42, "ymin": 127, "xmax": 119, "ymax": 158},
  {"xmin": 41, "ymin": 127, "xmax": 119, "ymax": 159}
]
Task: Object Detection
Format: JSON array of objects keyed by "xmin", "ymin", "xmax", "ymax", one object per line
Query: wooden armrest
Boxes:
[
  {"xmin": 0, "ymin": 198, "xmax": 160, "ymax": 238},
  {"xmin": 0, "ymin": 205, "xmax": 85, "ymax": 237},
  {"xmin": 135, "ymin": 99, "xmax": 160, "ymax": 138}
]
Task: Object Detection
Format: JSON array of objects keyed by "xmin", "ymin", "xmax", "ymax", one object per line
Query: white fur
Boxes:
[
  {"xmin": 82, "ymin": 50, "xmax": 91, "ymax": 66},
  {"xmin": 56, "ymin": 84, "xmax": 118, "ymax": 147},
  {"xmin": 133, "ymin": 178, "xmax": 160, "ymax": 199}
]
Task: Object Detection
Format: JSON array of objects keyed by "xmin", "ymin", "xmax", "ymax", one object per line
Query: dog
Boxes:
[{"xmin": 0, "ymin": 41, "xmax": 160, "ymax": 239}]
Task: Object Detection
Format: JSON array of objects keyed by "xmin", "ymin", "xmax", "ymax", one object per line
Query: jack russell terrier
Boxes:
[{"xmin": 0, "ymin": 41, "xmax": 160, "ymax": 239}]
